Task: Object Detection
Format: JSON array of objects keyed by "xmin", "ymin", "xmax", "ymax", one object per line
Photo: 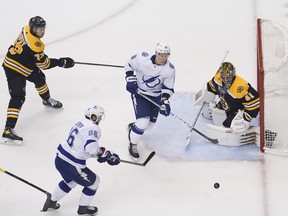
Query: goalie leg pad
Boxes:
[
  {"xmin": 210, "ymin": 103, "xmax": 227, "ymax": 126},
  {"xmin": 206, "ymin": 124, "xmax": 258, "ymax": 146},
  {"xmin": 202, "ymin": 103, "xmax": 212, "ymax": 120}
]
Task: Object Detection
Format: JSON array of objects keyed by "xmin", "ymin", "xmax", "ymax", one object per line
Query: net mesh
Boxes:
[{"xmin": 260, "ymin": 19, "xmax": 288, "ymax": 154}]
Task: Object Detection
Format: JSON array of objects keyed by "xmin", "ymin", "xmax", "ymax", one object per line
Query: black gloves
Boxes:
[{"xmin": 58, "ymin": 57, "xmax": 74, "ymax": 68}]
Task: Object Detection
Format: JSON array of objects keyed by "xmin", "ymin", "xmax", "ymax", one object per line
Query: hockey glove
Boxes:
[
  {"xmin": 107, "ymin": 153, "xmax": 120, "ymax": 166},
  {"xmin": 125, "ymin": 73, "xmax": 138, "ymax": 94},
  {"xmin": 58, "ymin": 57, "xmax": 75, "ymax": 68},
  {"xmin": 159, "ymin": 99, "xmax": 171, "ymax": 116},
  {"xmin": 97, "ymin": 147, "xmax": 112, "ymax": 163}
]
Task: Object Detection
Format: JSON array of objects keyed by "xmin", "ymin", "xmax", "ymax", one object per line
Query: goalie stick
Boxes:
[
  {"xmin": 138, "ymin": 93, "xmax": 218, "ymax": 145},
  {"xmin": 0, "ymin": 167, "xmax": 52, "ymax": 212},
  {"xmin": 120, "ymin": 151, "xmax": 155, "ymax": 166}
]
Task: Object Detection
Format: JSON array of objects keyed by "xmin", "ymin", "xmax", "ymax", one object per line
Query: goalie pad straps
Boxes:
[
  {"xmin": 194, "ymin": 83, "xmax": 215, "ymax": 106},
  {"xmin": 206, "ymin": 124, "xmax": 258, "ymax": 146}
]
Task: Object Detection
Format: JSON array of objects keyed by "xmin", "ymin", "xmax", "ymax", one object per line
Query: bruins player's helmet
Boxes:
[
  {"xmin": 29, "ymin": 16, "xmax": 46, "ymax": 36},
  {"xmin": 219, "ymin": 62, "xmax": 236, "ymax": 88}
]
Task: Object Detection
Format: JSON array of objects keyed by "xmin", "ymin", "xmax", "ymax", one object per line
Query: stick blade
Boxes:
[{"xmin": 143, "ymin": 151, "xmax": 156, "ymax": 166}]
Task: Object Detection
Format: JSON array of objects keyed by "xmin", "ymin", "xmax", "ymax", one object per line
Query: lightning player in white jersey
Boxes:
[
  {"xmin": 42, "ymin": 104, "xmax": 120, "ymax": 216},
  {"xmin": 124, "ymin": 42, "xmax": 176, "ymax": 159}
]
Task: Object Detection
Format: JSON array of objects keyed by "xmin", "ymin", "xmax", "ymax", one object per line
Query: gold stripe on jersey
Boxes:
[
  {"xmin": 37, "ymin": 57, "xmax": 51, "ymax": 69},
  {"xmin": 23, "ymin": 26, "xmax": 45, "ymax": 53},
  {"xmin": 7, "ymin": 108, "xmax": 20, "ymax": 119},
  {"xmin": 243, "ymin": 97, "xmax": 260, "ymax": 111},
  {"xmin": 3, "ymin": 56, "xmax": 33, "ymax": 77},
  {"xmin": 36, "ymin": 83, "xmax": 49, "ymax": 95}
]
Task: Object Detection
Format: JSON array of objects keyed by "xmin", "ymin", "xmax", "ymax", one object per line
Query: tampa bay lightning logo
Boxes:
[{"xmin": 142, "ymin": 75, "xmax": 161, "ymax": 88}]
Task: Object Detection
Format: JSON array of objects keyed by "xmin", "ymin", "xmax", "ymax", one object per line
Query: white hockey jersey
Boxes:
[
  {"xmin": 56, "ymin": 118, "xmax": 101, "ymax": 169},
  {"xmin": 124, "ymin": 51, "xmax": 175, "ymax": 97}
]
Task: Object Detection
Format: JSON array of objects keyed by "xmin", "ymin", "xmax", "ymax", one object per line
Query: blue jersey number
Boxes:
[{"xmin": 67, "ymin": 128, "xmax": 79, "ymax": 147}]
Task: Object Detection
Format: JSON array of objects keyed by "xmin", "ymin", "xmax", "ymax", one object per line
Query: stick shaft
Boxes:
[
  {"xmin": 0, "ymin": 168, "xmax": 50, "ymax": 195},
  {"xmin": 74, "ymin": 61, "xmax": 124, "ymax": 68}
]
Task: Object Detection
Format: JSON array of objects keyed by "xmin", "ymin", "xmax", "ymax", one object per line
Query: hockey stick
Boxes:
[
  {"xmin": 120, "ymin": 151, "xmax": 155, "ymax": 166},
  {"xmin": 0, "ymin": 167, "xmax": 52, "ymax": 211},
  {"xmin": 138, "ymin": 93, "xmax": 218, "ymax": 144},
  {"xmin": 74, "ymin": 61, "xmax": 124, "ymax": 68},
  {"xmin": 185, "ymin": 102, "xmax": 206, "ymax": 145}
]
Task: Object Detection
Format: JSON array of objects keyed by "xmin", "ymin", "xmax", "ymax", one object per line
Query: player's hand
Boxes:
[
  {"xmin": 97, "ymin": 147, "xmax": 112, "ymax": 163},
  {"xmin": 126, "ymin": 75, "xmax": 138, "ymax": 94},
  {"xmin": 58, "ymin": 57, "xmax": 74, "ymax": 68},
  {"xmin": 159, "ymin": 99, "xmax": 171, "ymax": 116},
  {"xmin": 107, "ymin": 153, "xmax": 120, "ymax": 166}
]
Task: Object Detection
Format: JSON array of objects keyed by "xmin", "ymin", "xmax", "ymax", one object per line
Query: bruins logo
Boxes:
[
  {"xmin": 34, "ymin": 41, "xmax": 42, "ymax": 47},
  {"xmin": 237, "ymin": 86, "xmax": 244, "ymax": 93}
]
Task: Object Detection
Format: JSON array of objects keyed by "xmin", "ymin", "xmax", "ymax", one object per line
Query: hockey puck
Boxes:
[{"xmin": 214, "ymin": 183, "xmax": 220, "ymax": 189}]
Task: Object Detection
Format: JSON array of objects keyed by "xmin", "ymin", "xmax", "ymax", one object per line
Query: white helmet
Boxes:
[
  {"xmin": 85, "ymin": 104, "xmax": 105, "ymax": 124},
  {"xmin": 155, "ymin": 42, "xmax": 170, "ymax": 54}
]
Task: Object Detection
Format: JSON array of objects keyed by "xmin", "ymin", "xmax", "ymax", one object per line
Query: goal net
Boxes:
[{"xmin": 257, "ymin": 18, "xmax": 288, "ymax": 155}]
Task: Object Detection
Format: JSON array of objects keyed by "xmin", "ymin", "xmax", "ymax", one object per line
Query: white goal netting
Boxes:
[{"xmin": 258, "ymin": 19, "xmax": 288, "ymax": 155}]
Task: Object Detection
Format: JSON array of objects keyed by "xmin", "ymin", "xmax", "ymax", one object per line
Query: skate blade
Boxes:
[
  {"xmin": 128, "ymin": 153, "xmax": 139, "ymax": 162},
  {"xmin": 43, "ymin": 106, "xmax": 64, "ymax": 110},
  {"xmin": 1, "ymin": 138, "xmax": 23, "ymax": 146}
]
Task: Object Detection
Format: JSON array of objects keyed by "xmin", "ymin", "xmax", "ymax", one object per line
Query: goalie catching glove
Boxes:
[
  {"xmin": 97, "ymin": 147, "xmax": 120, "ymax": 165},
  {"xmin": 230, "ymin": 110, "xmax": 251, "ymax": 134}
]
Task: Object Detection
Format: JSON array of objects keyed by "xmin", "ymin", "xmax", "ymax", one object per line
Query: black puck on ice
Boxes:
[{"xmin": 214, "ymin": 183, "xmax": 220, "ymax": 189}]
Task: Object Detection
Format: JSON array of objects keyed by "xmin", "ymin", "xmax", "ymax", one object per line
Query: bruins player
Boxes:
[
  {"xmin": 2, "ymin": 16, "xmax": 74, "ymax": 145},
  {"xmin": 195, "ymin": 62, "xmax": 260, "ymax": 134}
]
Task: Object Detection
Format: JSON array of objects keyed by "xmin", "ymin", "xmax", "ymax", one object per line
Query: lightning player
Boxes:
[
  {"xmin": 42, "ymin": 104, "xmax": 120, "ymax": 215},
  {"xmin": 1, "ymin": 16, "xmax": 74, "ymax": 145},
  {"xmin": 194, "ymin": 62, "xmax": 260, "ymax": 146},
  {"xmin": 124, "ymin": 42, "xmax": 176, "ymax": 158}
]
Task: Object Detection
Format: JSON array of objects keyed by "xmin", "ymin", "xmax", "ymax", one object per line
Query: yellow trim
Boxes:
[
  {"xmin": 0, "ymin": 168, "xmax": 5, "ymax": 172},
  {"xmin": 7, "ymin": 108, "xmax": 20, "ymax": 112},
  {"xmin": 7, "ymin": 114, "xmax": 18, "ymax": 119},
  {"xmin": 243, "ymin": 97, "xmax": 260, "ymax": 106},
  {"xmin": 245, "ymin": 104, "xmax": 260, "ymax": 111},
  {"xmin": 24, "ymin": 26, "xmax": 45, "ymax": 53}
]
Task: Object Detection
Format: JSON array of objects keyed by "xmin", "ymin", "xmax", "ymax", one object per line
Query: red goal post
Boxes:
[{"xmin": 257, "ymin": 18, "xmax": 288, "ymax": 155}]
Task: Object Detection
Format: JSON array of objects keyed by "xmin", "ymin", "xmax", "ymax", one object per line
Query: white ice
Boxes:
[{"xmin": 1, "ymin": 0, "xmax": 288, "ymax": 215}]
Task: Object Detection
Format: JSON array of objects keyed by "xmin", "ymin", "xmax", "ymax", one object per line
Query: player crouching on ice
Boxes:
[
  {"xmin": 42, "ymin": 104, "xmax": 120, "ymax": 215},
  {"xmin": 194, "ymin": 62, "xmax": 260, "ymax": 146}
]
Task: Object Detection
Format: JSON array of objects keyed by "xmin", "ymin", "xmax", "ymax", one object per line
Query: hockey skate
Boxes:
[
  {"xmin": 1, "ymin": 127, "xmax": 23, "ymax": 145},
  {"xmin": 128, "ymin": 143, "xmax": 140, "ymax": 160},
  {"xmin": 77, "ymin": 205, "xmax": 98, "ymax": 216},
  {"xmin": 42, "ymin": 97, "xmax": 63, "ymax": 109},
  {"xmin": 42, "ymin": 198, "xmax": 60, "ymax": 212}
]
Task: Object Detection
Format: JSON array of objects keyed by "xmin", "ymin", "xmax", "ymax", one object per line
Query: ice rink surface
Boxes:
[{"xmin": 1, "ymin": 0, "xmax": 288, "ymax": 215}]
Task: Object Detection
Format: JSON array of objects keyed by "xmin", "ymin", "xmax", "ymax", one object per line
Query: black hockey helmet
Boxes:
[{"xmin": 29, "ymin": 16, "xmax": 46, "ymax": 29}]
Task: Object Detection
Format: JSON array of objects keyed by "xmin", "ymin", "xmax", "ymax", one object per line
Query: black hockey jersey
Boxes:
[
  {"xmin": 207, "ymin": 72, "xmax": 260, "ymax": 119},
  {"xmin": 3, "ymin": 25, "xmax": 58, "ymax": 77}
]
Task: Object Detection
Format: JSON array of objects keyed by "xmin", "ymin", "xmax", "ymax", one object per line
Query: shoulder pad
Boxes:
[
  {"xmin": 213, "ymin": 72, "xmax": 223, "ymax": 86},
  {"xmin": 228, "ymin": 75, "xmax": 248, "ymax": 98},
  {"xmin": 169, "ymin": 62, "xmax": 175, "ymax": 69},
  {"xmin": 142, "ymin": 52, "xmax": 149, "ymax": 57},
  {"xmin": 24, "ymin": 25, "xmax": 45, "ymax": 53}
]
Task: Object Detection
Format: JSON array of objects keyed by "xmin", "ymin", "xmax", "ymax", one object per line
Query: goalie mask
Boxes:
[
  {"xmin": 219, "ymin": 62, "xmax": 236, "ymax": 88},
  {"xmin": 85, "ymin": 104, "xmax": 105, "ymax": 124}
]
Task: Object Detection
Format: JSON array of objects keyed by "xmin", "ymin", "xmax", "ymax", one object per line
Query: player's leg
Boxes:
[
  {"xmin": 27, "ymin": 69, "xmax": 62, "ymax": 109},
  {"xmin": 2, "ymin": 70, "xmax": 26, "ymax": 144},
  {"xmin": 128, "ymin": 94, "xmax": 154, "ymax": 158}
]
